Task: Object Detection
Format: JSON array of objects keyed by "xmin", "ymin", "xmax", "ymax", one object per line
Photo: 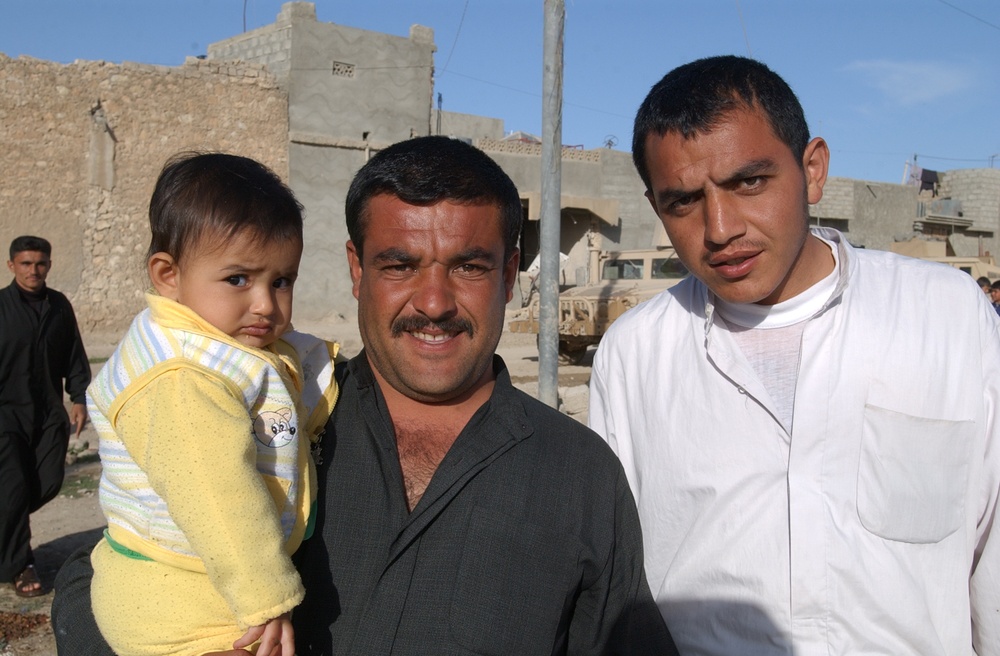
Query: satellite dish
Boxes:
[{"xmin": 603, "ymin": 135, "xmax": 618, "ymax": 149}]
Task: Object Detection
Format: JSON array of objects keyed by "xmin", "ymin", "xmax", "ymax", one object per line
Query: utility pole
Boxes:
[{"xmin": 538, "ymin": 0, "xmax": 564, "ymax": 408}]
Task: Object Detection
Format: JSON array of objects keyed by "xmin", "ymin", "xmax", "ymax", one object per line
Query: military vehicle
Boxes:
[
  {"xmin": 509, "ymin": 247, "xmax": 687, "ymax": 364},
  {"xmin": 889, "ymin": 238, "xmax": 1000, "ymax": 280}
]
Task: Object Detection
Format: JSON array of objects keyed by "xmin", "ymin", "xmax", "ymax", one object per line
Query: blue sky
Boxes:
[{"xmin": 2, "ymin": 0, "xmax": 998, "ymax": 184}]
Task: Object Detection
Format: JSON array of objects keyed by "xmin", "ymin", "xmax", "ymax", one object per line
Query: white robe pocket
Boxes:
[{"xmin": 857, "ymin": 404, "xmax": 972, "ymax": 544}]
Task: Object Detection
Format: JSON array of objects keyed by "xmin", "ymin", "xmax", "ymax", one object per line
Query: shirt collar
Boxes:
[
  {"xmin": 349, "ymin": 351, "xmax": 533, "ymax": 443},
  {"xmin": 702, "ymin": 227, "xmax": 855, "ymax": 336},
  {"xmin": 145, "ymin": 291, "xmax": 284, "ymax": 362}
]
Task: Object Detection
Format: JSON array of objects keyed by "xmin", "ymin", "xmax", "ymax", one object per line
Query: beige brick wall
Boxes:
[{"xmin": 0, "ymin": 54, "xmax": 288, "ymax": 334}]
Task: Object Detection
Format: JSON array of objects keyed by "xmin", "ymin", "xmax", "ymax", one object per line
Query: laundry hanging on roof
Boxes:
[{"xmin": 920, "ymin": 168, "xmax": 940, "ymax": 196}]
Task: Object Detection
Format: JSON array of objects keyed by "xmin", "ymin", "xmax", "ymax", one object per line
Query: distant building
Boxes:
[{"xmin": 812, "ymin": 169, "xmax": 1000, "ymax": 260}]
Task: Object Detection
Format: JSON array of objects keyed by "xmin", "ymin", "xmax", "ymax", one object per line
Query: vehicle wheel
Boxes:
[{"xmin": 557, "ymin": 341, "xmax": 588, "ymax": 366}]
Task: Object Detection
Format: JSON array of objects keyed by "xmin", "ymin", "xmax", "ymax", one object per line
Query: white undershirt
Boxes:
[{"xmin": 714, "ymin": 238, "xmax": 839, "ymax": 432}]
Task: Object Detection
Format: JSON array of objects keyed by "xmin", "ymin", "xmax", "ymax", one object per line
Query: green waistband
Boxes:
[
  {"xmin": 103, "ymin": 529, "xmax": 153, "ymax": 561},
  {"xmin": 103, "ymin": 501, "xmax": 317, "ymax": 561}
]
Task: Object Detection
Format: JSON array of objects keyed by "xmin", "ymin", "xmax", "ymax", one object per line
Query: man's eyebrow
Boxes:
[
  {"xmin": 654, "ymin": 157, "xmax": 777, "ymax": 207},
  {"xmin": 372, "ymin": 247, "xmax": 417, "ymax": 263},
  {"xmin": 455, "ymin": 247, "xmax": 497, "ymax": 264},
  {"xmin": 370, "ymin": 246, "xmax": 499, "ymax": 265},
  {"xmin": 718, "ymin": 158, "xmax": 776, "ymax": 186},
  {"xmin": 655, "ymin": 186, "xmax": 696, "ymax": 208}
]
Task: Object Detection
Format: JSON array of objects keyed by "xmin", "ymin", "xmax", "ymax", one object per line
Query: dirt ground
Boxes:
[{"xmin": 0, "ymin": 322, "xmax": 594, "ymax": 655}]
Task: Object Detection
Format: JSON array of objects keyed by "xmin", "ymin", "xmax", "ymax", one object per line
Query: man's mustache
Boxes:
[{"xmin": 391, "ymin": 315, "xmax": 474, "ymax": 338}]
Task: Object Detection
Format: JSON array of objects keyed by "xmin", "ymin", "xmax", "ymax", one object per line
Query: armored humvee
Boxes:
[
  {"xmin": 889, "ymin": 238, "xmax": 1000, "ymax": 281},
  {"xmin": 509, "ymin": 247, "xmax": 687, "ymax": 364}
]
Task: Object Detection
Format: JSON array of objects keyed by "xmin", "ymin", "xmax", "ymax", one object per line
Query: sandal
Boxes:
[{"xmin": 12, "ymin": 564, "xmax": 45, "ymax": 598}]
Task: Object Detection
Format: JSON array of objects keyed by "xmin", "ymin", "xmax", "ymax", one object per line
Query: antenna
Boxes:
[
  {"xmin": 603, "ymin": 135, "xmax": 618, "ymax": 149},
  {"xmin": 436, "ymin": 93, "xmax": 443, "ymax": 135}
]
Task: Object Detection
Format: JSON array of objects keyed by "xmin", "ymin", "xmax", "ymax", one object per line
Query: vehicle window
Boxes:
[
  {"xmin": 652, "ymin": 257, "xmax": 688, "ymax": 279},
  {"xmin": 603, "ymin": 258, "xmax": 644, "ymax": 280}
]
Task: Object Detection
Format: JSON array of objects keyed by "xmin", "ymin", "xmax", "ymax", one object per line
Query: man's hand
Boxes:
[
  {"xmin": 233, "ymin": 612, "xmax": 294, "ymax": 656},
  {"xmin": 69, "ymin": 403, "xmax": 87, "ymax": 439}
]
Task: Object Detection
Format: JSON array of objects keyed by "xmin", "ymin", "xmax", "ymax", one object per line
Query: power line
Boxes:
[
  {"xmin": 735, "ymin": 0, "xmax": 752, "ymax": 57},
  {"xmin": 914, "ymin": 153, "xmax": 994, "ymax": 163},
  {"xmin": 441, "ymin": 0, "xmax": 470, "ymax": 73},
  {"xmin": 932, "ymin": 0, "xmax": 1000, "ymax": 32}
]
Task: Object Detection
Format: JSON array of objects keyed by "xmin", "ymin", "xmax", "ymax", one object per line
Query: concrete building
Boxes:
[
  {"xmin": 810, "ymin": 169, "xmax": 1000, "ymax": 260},
  {"xmin": 208, "ymin": 2, "xmax": 435, "ymax": 320}
]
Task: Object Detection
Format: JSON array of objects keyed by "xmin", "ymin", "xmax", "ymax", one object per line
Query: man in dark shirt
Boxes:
[
  {"xmin": 52, "ymin": 138, "xmax": 675, "ymax": 655},
  {"xmin": 1, "ymin": 235, "xmax": 90, "ymax": 597}
]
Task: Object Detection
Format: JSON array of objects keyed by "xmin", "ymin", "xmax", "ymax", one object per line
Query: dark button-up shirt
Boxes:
[{"xmin": 293, "ymin": 353, "xmax": 675, "ymax": 655}]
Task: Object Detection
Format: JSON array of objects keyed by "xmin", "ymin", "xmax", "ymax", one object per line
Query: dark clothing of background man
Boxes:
[{"xmin": 0, "ymin": 278, "xmax": 90, "ymax": 583}]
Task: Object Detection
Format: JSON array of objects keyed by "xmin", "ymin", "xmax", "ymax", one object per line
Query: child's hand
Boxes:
[{"xmin": 233, "ymin": 613, "xmax": 294, "ymax": 656}]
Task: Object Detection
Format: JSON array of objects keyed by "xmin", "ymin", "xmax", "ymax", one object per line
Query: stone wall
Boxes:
[
  {"xmin": 941, "ymin": 169, "xmax": 1000, "ymax": 233},
  {"xmin": 809, "ymin": 176, "xmax": 917, "ymax": 249},
  {"xmin": 485, "ymin": 145, "xmax": 655, "ymax": 279},
  {"xmin": 842, "ymin": 180, "xmax": 918, "ymax": 250},
  {"xmin": 478, "ymin": 137, "xmax": 603, "ymax": 163},
  {"xmin": 811, "ymin": 176, "xmax": 854, "ymax": 221},
  {"xmin": 0, "ymin": 54, "xmax": 288, "ymax": 334},
  {"xmin": 433, "ymin": 109, "xmax": 504, "ymax": 141}
]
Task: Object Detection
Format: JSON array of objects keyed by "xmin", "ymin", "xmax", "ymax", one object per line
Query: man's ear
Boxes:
[
  {"xmin": 148, "ymin": 252, "xmax": 180, "ymax": 300},
  {"xmin": 644, "ymin": 189, "xmax": 660, "ymax": 216},
  {"xmin": 802, "ymin": 137, "xmax": 830, "ymax": 205},
  {"xmin": 503, "ymin": 249, "xmax": 521, "ymax": 303},
  {"xmin": 5, "ymin": 260, "xmax": 13, "ymax": 276},
  {"xmin": 346, "ymin": 241, "xmax": 362, "ymax": 301}
]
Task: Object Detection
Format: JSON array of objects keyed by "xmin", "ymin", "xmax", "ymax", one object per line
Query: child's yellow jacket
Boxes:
[{"xmin": 88, "ymin": 293, "xmax": 338, "ymax": 655}]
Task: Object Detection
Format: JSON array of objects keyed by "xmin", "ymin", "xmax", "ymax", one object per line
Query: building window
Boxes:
[{"xmin": 332, "ymin": 61, "xmax": 355, "ymax": 78}]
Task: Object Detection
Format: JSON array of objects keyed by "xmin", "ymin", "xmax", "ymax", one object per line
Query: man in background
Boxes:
[
  {"xmin": 0, "ymin": 235, "xmax": 89, "ymax": 597},
  {"xmin": 590, "ymin": 56, "xmax": 1000, "ymax": 653}
]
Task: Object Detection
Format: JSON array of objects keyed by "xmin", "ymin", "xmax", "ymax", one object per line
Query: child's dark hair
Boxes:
[{"xmin": 147, "ymin": 152, "xmax": 304, "ymax": 262}]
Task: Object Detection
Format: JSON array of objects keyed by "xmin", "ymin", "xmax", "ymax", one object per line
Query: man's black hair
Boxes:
[
  {"xmin": 632, "ymin": 55, "xmax": 810, "ymax": 191},
  {"xmin": 345, "ymin": 136, "xmax": 523, "ymax": 260},
  {"xmin": 9, "ymin": 236, "xmax": 52, "ymax": 260}
]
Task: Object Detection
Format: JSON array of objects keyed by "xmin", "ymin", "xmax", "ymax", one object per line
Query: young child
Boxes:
[{"xmin": 88, "ymin": 153, "xmax": 338, "ymax": 656}]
